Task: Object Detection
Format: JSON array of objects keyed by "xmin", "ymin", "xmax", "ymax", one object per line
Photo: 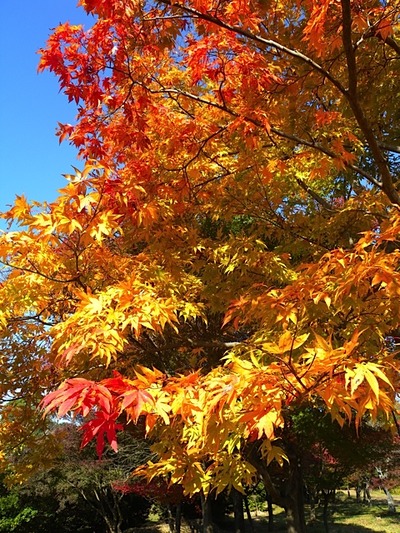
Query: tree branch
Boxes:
[
  {"xmin": 157, "ymin": 0, "xmax": 400, "ymax": 204},
  {"xmin": 378, "ymin": 142, "xmax": 400, "ymax": 154},
  {"xmin": 382, "ymin": 35, "xmax": 400, "ymax": 56},
  {"xmin": 340, "ymin": 0, "xmax": 399, "ymax": 203},
  {"xmin": 296, "ymin": 178, "xmax": 335, "ymax": 212},
  {"xmin": 158, "ymin": 87, "xmax": 382, "ymax": 189},
  {"xmin": 158, "ymin": 0, "xmax": 348, "ymax": 96},
  {"xmin": 341, "ymin": 0, "xmax": 357, "ymax": 96}
]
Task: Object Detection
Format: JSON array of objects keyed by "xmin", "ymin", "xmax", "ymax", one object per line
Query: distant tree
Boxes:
[
  {"xmin": 264, "ymin": 406, "xmax": 398, "ymax": 531},
  {"xmin": 4, "ymin": 424, "xmax": 152, "ymax": 533},
  {"xmin": 367, "ymin": 435, "xmax": 400, "ymax": 514},
  {"xmin": 0, "ymin": 477, "xmax": 37, "ymax": 533}
]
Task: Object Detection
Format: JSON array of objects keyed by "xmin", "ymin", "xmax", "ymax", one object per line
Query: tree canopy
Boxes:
[{"xmin": 1, "ymin": 1, "xmax": 400, "ymax": 530}]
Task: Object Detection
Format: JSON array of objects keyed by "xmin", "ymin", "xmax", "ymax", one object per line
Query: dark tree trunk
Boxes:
[
  {"xmin": 110, "ymin": 490, "xmax": 124, "ymax": 533},
  {"xmin": 201, "ymin": 492, "xmax": 214, "ymax": 533},
  {"xmin": 232, "ymin": 488, "xmax": 245, "ymax": 533},
  {"xmin": 267, "ymin": 495, "xmax": 274, "ymax": 531},
  {"xmin": 285, "ymin": 496, "xmax": 307, "ymax": 533},
  {"xmin": 167, "ymin": 505, "xmax": 175, "ymax": 532},
  {"xmin": 305, "ymin": 484, "xmax": 318, "ymax": 523},
  {"xmin": 91, "ymin": 489, "xmax": 123, "ymax": 533},
  {"xmin": 248, "ymin": 445, "xmax": 306, "ymax": 533},
  {"xmin": 308, "ymin": 492, "xmax": 317, "ymax": 524},
  {"xmin": 175, "ymin": 503, "xmax": 182, "ymax": 533},
  {"xmin": 244, "ymin": 495, "xmax": 255, "ymax": 532},
  {"xmin": 103, "ymin": 513, "xmax": 122, "ymax": 533},
  {"xmin": 284, "ymin": 459, "xmax": 307, "ymax": 533},
  {"xmin": 321, "ymin": 490, "xmax": 331, "ymax": 533}
]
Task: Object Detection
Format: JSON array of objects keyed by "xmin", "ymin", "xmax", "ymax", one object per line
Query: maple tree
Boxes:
[{"xmin": 1, "ymin": 0, "xmax": 400, "ymax": 531}]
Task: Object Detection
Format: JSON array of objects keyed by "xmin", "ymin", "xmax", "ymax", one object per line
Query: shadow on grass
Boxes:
[
  {"xmin": 248, "ymin": 520, "xmax": 393, "ymax": 533},
  {"xmin": 130, "ymin": 498, "xmax": 400, "ymax": 533},
  {"xmin": 241, "ymin": 498, "xmax": 400, "ymax": 533},
  {"xmin": 306, "ymin": 498, "xmax": 400, "ymax": 533}
]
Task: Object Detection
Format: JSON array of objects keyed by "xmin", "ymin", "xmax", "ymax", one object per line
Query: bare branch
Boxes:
[{"xmin": 378, "ymin": 142, "xmax": 400, "ymax": 154}]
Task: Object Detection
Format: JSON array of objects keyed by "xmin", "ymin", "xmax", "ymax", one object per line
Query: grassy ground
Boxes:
[
  {"xmin": 308, "ymin": 491, "xmax": 400, "ymax": 533},
  {"xmin": 130, "ymin": 490, "xmax": 400, "ymax": 532},
  {"xmin": 229, "ymin": 494, "xmax": 400, "ymax": 532}
]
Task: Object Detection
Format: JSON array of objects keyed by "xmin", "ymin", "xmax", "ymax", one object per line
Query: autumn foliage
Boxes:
[{"xmin": 1, "ymin": 0, "xmax": 400, "ymax": 529}]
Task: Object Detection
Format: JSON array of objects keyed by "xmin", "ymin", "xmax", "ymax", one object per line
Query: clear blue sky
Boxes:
[{"xmin": 0, "ymin": 1, "xmax": 92, "ymax": 217}]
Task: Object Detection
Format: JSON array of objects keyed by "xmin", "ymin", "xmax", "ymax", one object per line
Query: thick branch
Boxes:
[
  {"xmin": 378, "ymin": 142, "xmax": 400, "ymax": 154},
  {"xmin": 341, "ymin": 0, "xmax": 357, "ymax": 96},
  {"xmin": 339, "ymin": 1, "xmax": 399, "ymax": 203},
  {"xmin": 0, "ymin": 259, "xmax": 83, "ymax": 285},
  {"xmin": 345, "ymin": 95, "xmax": 400, "ymax": 203},
  {"xmin": 157, "ymin": 1, "xmax": 399, "ymax": 204},
  {"xmin": 296, "ymin": 178, "xmax": 335, "ymax": 212},
  {"xmin": 383, "ymin": 35, "xmax": 400, "ymax": 55},
  {"xmin": 247, "ymin": 445, "xmax": 285, "ymax": 507},
  {"xmin": 342, "ymin": 0, "xmax": 399, "ymax": 202}
]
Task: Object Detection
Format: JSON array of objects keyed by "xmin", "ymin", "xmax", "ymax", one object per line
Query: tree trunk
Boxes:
[
  {"xmin": 305, "ymin": 485, "xmax": 319, "ymax": 523},
  {"xmin": 248, "ymin": 445, "xmax": 306, "ymax": 533},
  {"xmin": 308, "ymin": 493, "xmax": 317, "ymax": 524},
  {"xmin": 267, "ymin": 495, "xmax": 274, "ymax": 531},
  {"xmin": 285, "ymin": 497, "xmax": 307, "ymax": 533},
  {"xmin": 110, "ymin": 489, "xmax": 124, "ymax": 533},
  {"xmin": 383, "ymin": 487, "xmax": 397, "ymax": 514},
  {"xmin": 321, "ymin": 491, "xmax": 330, "ymax": 533},
  {"xmin": 93, "ymin": 491, "xmax": 123, "ymax": 533},
  {"xmin": 175, "ymin": 503, "xmax": 182, "ymax": 533},
  {"xmin": 284, "ymin": 460, "xmax": 307, "ymax": 533},
  {"xmin": 201, "ymin": 492, "xmax": 214, "ymax": 533},
  {"xmin": 167, "ymin": 505, "xmax": 175, "ymax": 532},
  {"xmin": 232, "ymin": 488, "xmax": 245, "ymax": 533},
  {"xmin": 244, "ymin": 495, "xmax": 255, "ymax": 532},
  {"xmin": 363, "ymin": 482, "xmax": 371, "ymax": 505},
  {"xmin": 103, "ymin": 514, "xmax": 122, "ymax": 533}
]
